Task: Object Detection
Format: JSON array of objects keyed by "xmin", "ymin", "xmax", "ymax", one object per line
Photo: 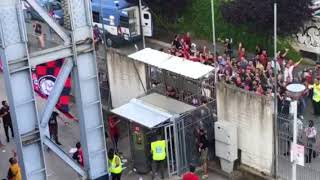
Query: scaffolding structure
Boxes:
[{"xmin": 0, "ymin": 0, "xmax": 107, "ymax": 179}]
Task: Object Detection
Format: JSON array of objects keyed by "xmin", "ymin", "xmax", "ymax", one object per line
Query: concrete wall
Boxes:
[
  {"xmin": 106, "ymin": 49, "xmax": 147, "ymax": 108},
  {"xmin": 216, "ymin": 83, "xmax": 274, "ymax": 174}
]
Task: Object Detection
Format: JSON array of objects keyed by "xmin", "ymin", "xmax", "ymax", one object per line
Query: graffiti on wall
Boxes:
[{"xmin": 296, "ymin": 26, "xmax": 320, "ymax": 48}]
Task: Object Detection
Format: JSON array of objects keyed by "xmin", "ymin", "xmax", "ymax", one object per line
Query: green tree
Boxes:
[{"xmin": 221, "ymin": 0, "xmax": 313, "ymax": 36}]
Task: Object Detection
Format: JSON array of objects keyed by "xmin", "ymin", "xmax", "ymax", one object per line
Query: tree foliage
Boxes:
[
  {"xmin": 126, "ymin": 0, "xmax": 190, "ymax": 22},
  {"xmin": 221, "ymin": 0, "xmax": 313, "ymax": 36}
]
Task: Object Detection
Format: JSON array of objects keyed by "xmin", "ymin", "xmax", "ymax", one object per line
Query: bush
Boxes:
[{"xmin": 221, "ymin": 0, "xmax": 313, "ymax": 36}]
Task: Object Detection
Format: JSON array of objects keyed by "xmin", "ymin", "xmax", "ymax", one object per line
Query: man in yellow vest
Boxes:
[
  {"xmin": 151, "ymin": 136, "xmax": 166, "ymax": 180},
  {"xmin": 309, "ymin": 78, "xmax": 320, "ymax": 115},
  {"xmin": 108, "ymin": 148, "xmax": 122, "ymax": 180}
]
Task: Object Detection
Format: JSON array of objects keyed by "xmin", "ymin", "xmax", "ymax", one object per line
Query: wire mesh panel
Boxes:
[
  {"xmin": 277, "ymin": 113, "xmax": 320, "ymax": 180},
  {"xmin": 165, "ymin": 123, "xmax": 178, "ymax": 177},
  {"xmin": 174, "ymin": 101, "xmax": 217, "ymax": 175}
]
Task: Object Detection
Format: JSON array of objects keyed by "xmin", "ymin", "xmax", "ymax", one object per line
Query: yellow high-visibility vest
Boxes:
[
  {"xmin": 313, "ymin": 84, "xmax": 320, "ymax": 102},
  {"xmin": 108, "ymin": 155, "xmax": 122, "ymax": 174},
  {"xmin": 151, "ymin": 140, "xmax": 166, "ymax": 161}
]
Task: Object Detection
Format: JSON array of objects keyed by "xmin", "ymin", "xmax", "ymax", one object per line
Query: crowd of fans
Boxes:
[
  {"xmin": 168, "ymin": 33, "xmax": 320, "ymax": 117},
  {"xmin": 167, "ymin": 33, "xmax": 320, "ymax": 164}
]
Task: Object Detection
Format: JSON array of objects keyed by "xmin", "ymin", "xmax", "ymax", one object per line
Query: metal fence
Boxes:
[
  {"xmin": 174, "ymin": 100, "xmax": 217, "ymax": 175},
  {"xmin": 277, "ymin": 113, "xmax": 320, "ymax": 180}
]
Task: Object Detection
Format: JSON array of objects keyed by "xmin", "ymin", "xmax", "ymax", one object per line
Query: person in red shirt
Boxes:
[
  {"xmin": 305, "ymin": 69, "xmax": 313, "ymax": 86},
  {"xmin": 259, "ymin": 50, "xmax": 268, "ymax": 69},
  {"xmin": 238, "ymin": 42, "xmax": 245, "ymax": 59},
  {"xmin": 108, "ymin": 115, "xmax": 120, "ymax": 153},
  {"xmin": 182, "ymin": 164, "xmax": 199, "ymax": 180},
  {"xmin": 72, "ymin": 142, "xmax": 84, "ymax": 167},
  {"xmin": 184, "ymin": 32, "xmax": 192, "ymax": 48}
]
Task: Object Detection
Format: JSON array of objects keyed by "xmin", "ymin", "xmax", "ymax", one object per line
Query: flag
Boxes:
[{"xmin": 32, "ymin": 59, "xmax": 76, "ymax": 120}]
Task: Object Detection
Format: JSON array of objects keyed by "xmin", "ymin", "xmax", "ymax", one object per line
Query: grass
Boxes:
[{"xmin": 157, "ymin": 0, "xmax": 302, "ymax": 61}]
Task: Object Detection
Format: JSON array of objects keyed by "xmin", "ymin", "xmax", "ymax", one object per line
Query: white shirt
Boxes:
[
  {"xmin": 271, "ymin": 61, "xmax": 281, "ymax": 72},
  {"xmin": 284, "ymin": 65, "xmax": 294, "ymax": 82},
  {"xmin": 305, "ymin": 127, "xmax": 317, "ymax": 138}
]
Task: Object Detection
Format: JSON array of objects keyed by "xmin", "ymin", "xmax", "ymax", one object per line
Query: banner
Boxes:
[{"xmin": 32, "ymin": 59, "xmax": 76, "ymax": 120}]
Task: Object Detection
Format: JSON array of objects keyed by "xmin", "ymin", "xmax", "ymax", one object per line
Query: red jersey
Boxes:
[
  {"xmin": 108, "ymin": 117, "xmax": 119, "ymax": 138},
  {"xmin": 239, "ymin": 50, "xmax": 245, "ymax": 59},
  {"xmin": 184, "ymin": 36, "xmax": 191, "ymax": 47},
  {"xmin": 78, "ymin": 148, "xmax": 84, "ymax": 167},
  {"xmin": 182, "ymin": 172, "xmax": 199, "ymax": 180}
]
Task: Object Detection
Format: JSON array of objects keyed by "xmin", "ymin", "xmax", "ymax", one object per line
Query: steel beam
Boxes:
[
  {"xmin": 25, "ymin": 0, "xmax": 70, "ymax": 45},
  {"xmin": 1, "ymin": 0, "xmax": 107, "ymax": 179},
  {"xmin": 29, "ymin": 43, "xmax": 92, "ymax": 66},
  {"xmin": 0, "ymin": 1, "xmax": 47, "ymax": 180},
  {"xmin": 40, "ymin": 58, "xmax": 73, "ymax": 128},
  {"xmin": 68, "ymin": 0, "xmax": 108, "ymax": 179},
  {"xmin": 43, "ymin": 137, "xmax": 87, "ymax": 177}
]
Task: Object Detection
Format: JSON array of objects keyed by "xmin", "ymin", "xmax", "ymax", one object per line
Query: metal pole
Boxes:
[
  {"xmin": 139, "ymin": 0, "xmax": 146, "ymax": 48},
  {"xmin": 291, "ymin": 100, "xmax": 298, "ymax": 180},
  {"xmin": 273, "ymin": 3, "xmax": 278, "ymax": 179},
  {"xmin": 211, "ymin": 0, "xmax": 216, "ymax": 55},
  {"xmin": 211, "ymin": 0, "xmax": 218, "ymax": 84}
]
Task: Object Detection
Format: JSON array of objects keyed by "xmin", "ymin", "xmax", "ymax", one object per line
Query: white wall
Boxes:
[
  {"xmin": 107, "ymin": 49, "xmax": 147, "ymax": 108},
  {"xmin": 216, "ymin": 83, "xmax": 274, "ymax": 174}
]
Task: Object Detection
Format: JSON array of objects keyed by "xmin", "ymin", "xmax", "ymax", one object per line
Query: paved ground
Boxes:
[{"xmin": 0, "ymin": 71, "xmax": 229, "ymax": 180}]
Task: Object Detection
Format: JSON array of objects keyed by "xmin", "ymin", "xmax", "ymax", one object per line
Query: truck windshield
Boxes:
[{"xmin": 120, "ymin": 16, "xmax": 129, "ymax": 28}]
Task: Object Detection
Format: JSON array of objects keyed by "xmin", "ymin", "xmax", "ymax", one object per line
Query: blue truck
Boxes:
[{"xmin": 91, "ymin": 0, "xmax": 153, "ymax": 47}]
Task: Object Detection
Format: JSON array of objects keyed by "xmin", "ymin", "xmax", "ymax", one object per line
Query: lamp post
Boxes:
[
  {"xmin": 273, "ymin": 4, "xmax": 278, "ymax": 178},
  {"xmin": 286, "ymin": 83, "xmax": 306, "ymax": 180}
]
